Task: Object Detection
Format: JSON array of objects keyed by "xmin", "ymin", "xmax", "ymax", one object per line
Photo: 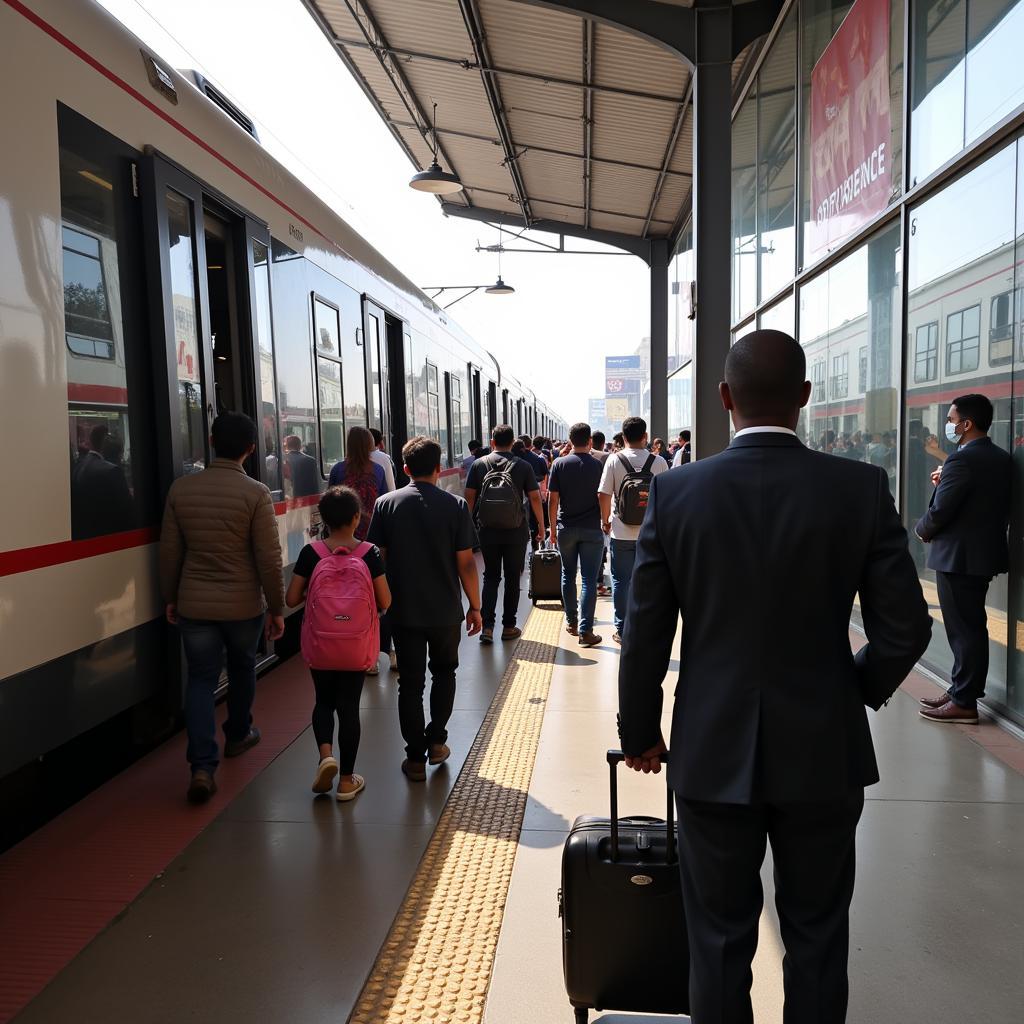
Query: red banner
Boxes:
[{"xmin": 808, "ymin": 0, "xmax": 892, "ymax": 258}]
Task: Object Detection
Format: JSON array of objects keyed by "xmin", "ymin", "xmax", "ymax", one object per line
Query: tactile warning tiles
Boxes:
[{"xmin": 349, "ymin": 605, "xmax": 563, "ymax": 1024}]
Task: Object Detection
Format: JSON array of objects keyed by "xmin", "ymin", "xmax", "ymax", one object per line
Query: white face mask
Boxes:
[{"xmin": 944, "ymin": 421, "xmax": 961, "ymax": 445}]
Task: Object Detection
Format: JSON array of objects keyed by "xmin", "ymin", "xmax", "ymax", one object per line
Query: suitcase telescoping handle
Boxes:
[{"xmin": 607, "ymin": 749, "xmax": 675, "ymax": 865}]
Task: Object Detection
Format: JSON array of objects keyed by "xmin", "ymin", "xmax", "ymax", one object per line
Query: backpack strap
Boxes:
[
  {"xmin": 352, "ymin": 541, "xmax": 373, "ymax": 559},
  {"xmin": 312, "ymin": 540, "xmax": 332, "ymax": 559},
  {"xmin": 640, "ymin": 454, "xmax": 655, "ymax": 474},
  {"xmin": 616, "ymin": 452, "xmax": 635, "ymax": 475}
]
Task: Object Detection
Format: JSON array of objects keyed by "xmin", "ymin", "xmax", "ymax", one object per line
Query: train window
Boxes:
[
  {"xmin": 811, "ymin": 359, "xmax": 826, "ymax": 403},
  {"xmin": 450, "ymin": 374, "xmax": 464, "ymax": 459},
  {"xmin": 313, "ymin": 296, "xmax": 344, "ymax": 476},
  {"xmin": 314, "ymin": 296, "xmax": 340, "ymax": 355},
  {"xmin": 946, "ymin": 304, "xmax": 981, "ymax": 374},
  {"xmin": 62, "ymin": 227, "xmax": 115, "ymax": 359},
  {"xmin": 990, "ymin": 291, "xmax": 1014, "ymax": 367},
  {"xmin": 425, "ymin": 359, "xmax": 446, "ymax": 466},
  {"xmin": 253, "ymin": 240, "xmax": 281, "ymax": 496},
  {"xmin": 829, "ymin": 353, "xmax": 848, "ymax": 400},
  {"xmin": 914, "ymin": 323, "xmax": 939, "ymax": 382}
]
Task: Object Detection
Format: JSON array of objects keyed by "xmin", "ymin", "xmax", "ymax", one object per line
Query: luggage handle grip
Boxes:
[{"xmin": 607, "ymin": 749, "xmax": 675, "ymax": 865}]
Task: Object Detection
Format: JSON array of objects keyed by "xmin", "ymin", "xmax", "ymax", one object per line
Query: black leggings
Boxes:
[{"xmin": 310, "ymin": 669, "xmax": 365, "ymax": 774}]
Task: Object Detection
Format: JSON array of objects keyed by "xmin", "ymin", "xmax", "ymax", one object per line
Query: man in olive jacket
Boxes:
[{"xmin": 160, "ymin": 412, "xmax": 286, "ymax": 803}]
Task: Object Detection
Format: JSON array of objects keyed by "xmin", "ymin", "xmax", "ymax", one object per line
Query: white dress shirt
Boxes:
[{"xmin": 732, "ymin": 426, "xmax": 799, "ymax": 439}]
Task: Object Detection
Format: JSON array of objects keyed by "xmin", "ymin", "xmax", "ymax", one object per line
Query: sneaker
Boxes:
[
  {"xmin": 579, "ymin": 632, "xmax": 603, "ymax": 648},
  {"xmin": 428, "ymin": 743, "xmax": 451, "ymax": 766},
  {"xmin": 919, "ymin": 700, "xmax": 979, "ymax": 724},
  {"xmin": 312, "ymin": 756, "xmax": 339, "ymax": 794},
  {"xmin": 565, "ymin": 623, "xmax": 578, "ymax": 637},
  {"xmin": 389, "ymin": 651, "xmax": 399, "ymax": 672},
  {"xmin": 612, "ymin": 631, "xmax": 622, "ymax": 645},
  {"xmin": 224, "ymin": 726, "xmax": 261, "ymax": 758},
  {"xmin": 501, "ymin": 627, "xmax": 522, "ymax": 641},
  {"xmin": 401, "ymin": 758, "xmax": 427, "ymax": 782},
  {"xmin": 187, "ymin": 769, "xmax": 217, "ymax": 804},
  {"xmin": 336, "ymin": 773, "xmax": 365, "ymax": 802},
  {"xmin": 480, "ymin": 628, "xmax": 494, "ymax": 645},
  {"xmin": 919, "ymin": 692, "xmax": 951, "ymax": 709}
]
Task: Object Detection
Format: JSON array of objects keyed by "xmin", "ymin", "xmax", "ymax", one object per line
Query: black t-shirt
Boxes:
[
  {"xmin": 293, "ymin": 541, "xmax": 386, "ymax": 580},
  {"xmin": 465, "ymin": 451, "xmax": 539, "ymax": 545},
  {"xmin": 367, "ymin": 482, "xmax": 478, "ymax": 627},
  {"xmin": 548, "ymin": 452, "xmax": 603, "ymax": 531}
]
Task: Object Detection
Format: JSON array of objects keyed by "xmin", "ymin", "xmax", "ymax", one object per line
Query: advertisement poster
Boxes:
[{"xmin": 808, "ymin": 0, "xmax": 891, "ymax": 258}]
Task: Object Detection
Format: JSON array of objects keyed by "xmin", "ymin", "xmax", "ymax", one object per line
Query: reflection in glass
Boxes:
[
  {"xmin": 732, "ymin": 92, "xmax": 757, "ymax": 321},
  {"xmin": 317, "ymin": 356, "xmax": 344, "ymax": 475},
  {"xmin": 1008, "ymin": 137, "xmax": 1024, "ymax": 719},
  {"xmin": 759, "ymin": 293, "xmax": 795, "ymax": 335},
  {"xmin": 253, "ymin": 240, "xmax": 281, "ymax": 496},
  {"xmin": 667, "ymin": 366, "xmax": 693, "ymax": 439}
]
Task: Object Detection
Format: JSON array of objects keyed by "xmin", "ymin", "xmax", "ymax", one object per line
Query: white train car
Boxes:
[{"xmin": 0, "ymin": 0, "xmax": 565, "ymax": 785}]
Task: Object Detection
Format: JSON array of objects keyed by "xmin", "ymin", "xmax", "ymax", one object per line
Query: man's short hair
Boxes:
[
  {"xmin": 532, "ymin": 435, "xmax": 544, "ymax": 449},
  {"xmin": 319, "ymin": 485, "xmax": 361, "ymax": 529},
  {"xmin": 622, "ymin": 416, "xmax": 646, "ymax": 444},
  {"xmin": 512, "ymin": 439, "xmax": 527, "ymax": 455},
  {"xmin": 492, "ymin": 424, "xmax": 515, "ymax": 447},
  {"xmin": 468, "ymin": 439, "xmax": 482, "ymax": 452},
  {"xmin": 519, "ymin": 434, "xmax": 533, "ymax": 448},
  {"xmin": 952, "ymin": 394, "xmax": 994, "ymax": 433},
  {"xmin": 724, "ymin": 331, "xmax": 807, "ymax": 419},
  {"xmin": 569, "ymin": 422, "xmax": 591, "ymax": 447},
  {"xmin": 591, "ymin": 431, "xmax": 606, "ymax": 450},
  {"xmin": 402, "ymin": 435, "xmax": 442, "ymax": 477},
  {"xmin": 369, "ymin": 427, "xmax": 383, "ymax": 447},
  {"xmin": 680, "ymin": 429, "xmax": 691, "ymax": 443},
  {"xmin": 211, "ymin": 412, "xmax": 257, "ymax": 460},
  {"xmin": 284, "ymin": 434, "xmax": 303, "ymax": 451}
]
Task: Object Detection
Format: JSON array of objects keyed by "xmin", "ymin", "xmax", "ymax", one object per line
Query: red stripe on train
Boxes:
[
  {"xmin": 0, "ymin": 527, "xmax": 158, "ymax": 578},
  {"xmin": 68, "ymin": 383, "xmax": 130, "ymax": 406}
]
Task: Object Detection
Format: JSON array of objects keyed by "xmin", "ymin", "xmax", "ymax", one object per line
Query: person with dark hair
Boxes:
[
  {"xmin": 286, "ymin": 486, "xmax": 391, "ymax": 801},
  {"xmin": 611, "ymin": 432, "xmax": 624, "ymax": 452},
  {"xmin": 329, "ymin": 426, "xmax": 389, "ymax": 541},
  {"xmin": 518, "ymin": 433, "xmax": 549, "ymax": 550},
  {"xmin": 548, "ymin": 422, "xmax": 605, "ymax": 647},
  {"xmin": 368, "ymin": 436, "xmax": 482, "ymax": 781},
  {"xmin": 368, "ymin": 427, "xmax": 397, "ymax": 492},
  {"xmin": 916, "ymin": 393, "xmax": 1011, "ymax": 724},
  {"xmin": 282, "ymin": 434, "xmax": 320, "ymax": 499},
  {"xmin": 463, "ymin": 439, "xmax": 483, "ymax": 471},
  {"xmin": 70, "ymin": 422, "xmax": 135, "ymax": 539},
  {"xmin": 618, "ymin": 330, "xmax": 930, "ymax": 1024},
  {"xmin": 671, "ymin": 429, "xmax": 692, "ymax": 467},
  {"xmin": 160, "ymin": 412, "xmax": 286, "ymax": 804}
]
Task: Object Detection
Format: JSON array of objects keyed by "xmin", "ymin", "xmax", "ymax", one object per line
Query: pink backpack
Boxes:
[{"xmin": 300, "ymin": 540, "xmax": 379, "ymax": 672}]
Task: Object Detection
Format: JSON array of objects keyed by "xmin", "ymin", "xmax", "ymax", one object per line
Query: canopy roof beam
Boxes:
[{"xmin": 582, "ymin": 19, "xmax": 594, "ymax": 230}]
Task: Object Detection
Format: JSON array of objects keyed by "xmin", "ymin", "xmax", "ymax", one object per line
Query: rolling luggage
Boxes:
[
  {"xmin": 529, "ymin": 542, "xmax": 563, "ymax": 605},
  {"xmin": 558, "ymin": 750, "xmax": 689, "ymax": 1023}
]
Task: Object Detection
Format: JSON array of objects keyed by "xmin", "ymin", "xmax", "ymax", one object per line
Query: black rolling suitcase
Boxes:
[
  {"xmin": 558, "ymin": 750, "xmax": 689, "ymax": 1023},
  {"xmin": 529, "ymin": 542, "xmax": 563, "ymax": 605}
]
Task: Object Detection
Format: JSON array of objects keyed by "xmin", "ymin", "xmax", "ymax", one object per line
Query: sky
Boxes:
[{"xmin": 94, "ymin": 0, "xmax": 651, "ymax": 423}]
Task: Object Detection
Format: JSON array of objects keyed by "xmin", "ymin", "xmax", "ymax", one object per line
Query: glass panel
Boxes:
[
  {"xmin": 669, "ymin": 231, "xmax": 694, "ymax": 372},
  {"xmin": 253, "ymin": 240, "xmax": 281, "ymax": 496},
  {"xmin": 667, "ymin": 365, "xmax": 693, "ymax": 439},
  {"xmin": 317, "ymin": 355, "xmax": 344, "ymax": 476},
  {"xmin": 366, "ymin": 311, "xmax": 382, "ymax": 432},
  {"xmin": 966, "ymin": 0, "xmax": 1024, "ymax": 149},
  {"xmin": 905, "ymin": 142, "xmax": 1016, "ymax": 708},
  {"xmin": 314, "ymin": 297, "xmax": 339, "ymax": 355},
  {"xmin": 732, "ymin": 91, "xmax": 757, "ymax": 321},
  {"xmin": 759, "ymin": 293, "xmax": 795, "ymax": 335},
  {"xmin": 1008, "ymin": 137, "xmax": 1024, "ymax": 719}
]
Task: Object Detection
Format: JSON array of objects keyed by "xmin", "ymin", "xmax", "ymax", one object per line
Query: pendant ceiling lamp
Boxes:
[
  {"xmin": 409, "ymin": 103, "xmax": 463, "ymax": 195},
  {"xmin": 484, "ymin": 223, "xmax": 515, "ymax": 294}
]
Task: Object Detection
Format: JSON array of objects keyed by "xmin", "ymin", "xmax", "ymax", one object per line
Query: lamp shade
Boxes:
[
  {"xmin": 485, "ymin": 276, "xmax": 515, "ymax": 295},
  {"xmin": 409, "ymin": 160, "xmax": 463, "ymax": 195}
]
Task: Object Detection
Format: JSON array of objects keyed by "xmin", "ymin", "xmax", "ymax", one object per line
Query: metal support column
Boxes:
[
  {"xmin": 649, "ymin": 238, "xmax": 669, "ymax": 441},
  {"xmin": 692, "ymin": 1, "xmax": 734, "ymax": 458}
]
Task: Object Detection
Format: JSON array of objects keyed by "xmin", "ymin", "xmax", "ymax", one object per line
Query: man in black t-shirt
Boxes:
[
  {"xmin": 465, "ymin": 425, "xmax": 543, "ymax": 644},
  {"xmin": 368, "ymin": 437, "xmax": 482, "ymax": 781}
]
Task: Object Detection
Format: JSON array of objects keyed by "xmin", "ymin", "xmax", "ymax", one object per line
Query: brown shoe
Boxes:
[
  {"xmin": 224, "ymin": 726, "xmax": 261, "ymax": 758},
  {"xmin": 919, "ymin": 700, "xmax": 979, "ymax": 724},
  {"xmin": 919, "ymin": 693, "xmax": 951, "ymax": 709},
  {"xmin": 480, "ymin": 628, "xmax": 494, "ymax": 645},
  {"xmin": 565, "ymin": 623, "xmax": 578, "ymax": 637},
  {"xmin": 428, "ymin": 743, "xmax": 451, "ymax": 766},
  {"xmin": 401, "ymin": 758, "xmax": 427, "ymax": 782},
  {"xmin": 187, "ymin": 769, "xmax": 217, "ymax": 804},
  {"xmin": 501, "ymin": 627, "xmax": 522, "ymax": 641},
  {"xmin": 597, "ymin": 586, "xmax": 611, "ymax": 598},
  {"xmin": 612, "ymin": 632, "xmax": 622, "ymax": 645},
  {"xmin": 579, "ymin": 632, "xmax": 603, "ymax": 648}
]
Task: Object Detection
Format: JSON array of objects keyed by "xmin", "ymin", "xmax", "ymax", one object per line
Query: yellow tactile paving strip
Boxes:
[{"xmin": 349, "ymin": 603, "xmax": 563, "ymax": 1024}]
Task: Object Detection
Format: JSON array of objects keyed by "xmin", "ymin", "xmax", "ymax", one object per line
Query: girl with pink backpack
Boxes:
[{"xmin": 286, "ymin": 486, "xmax": 391, "ymax": 801}]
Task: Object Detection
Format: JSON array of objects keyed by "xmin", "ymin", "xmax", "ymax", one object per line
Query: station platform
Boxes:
[{"xmin": 3, "ymin": 585, "xmax": 1023, "ymax": 1024}]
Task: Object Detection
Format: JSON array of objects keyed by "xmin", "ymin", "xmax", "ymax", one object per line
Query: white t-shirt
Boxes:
[
  {"xmin": 598, "ymin": 447, "xmax": 667, "ymax": 541},
  {"xmin": 370, "ymin": 449, "xmax": 396, "ymax": 492}
]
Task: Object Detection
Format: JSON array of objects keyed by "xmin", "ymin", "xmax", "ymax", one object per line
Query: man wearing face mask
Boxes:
[{"xmin": 916, "ymin": 394, "xmax": 1011, "ymax": 724}]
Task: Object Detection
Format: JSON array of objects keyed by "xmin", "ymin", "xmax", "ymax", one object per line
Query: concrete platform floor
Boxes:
[{"xmin": 484, "ymin": 600, "xmax": 1024, "ymax": 1024}]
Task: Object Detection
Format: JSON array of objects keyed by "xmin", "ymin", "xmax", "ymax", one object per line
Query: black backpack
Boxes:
[
  {"xmin": 476, "ymin": 455, "xmax": 525, "ymax": 530},
  {"xmin": 614, "ymin": 452, "xmax": 656, "ymax": 526}
]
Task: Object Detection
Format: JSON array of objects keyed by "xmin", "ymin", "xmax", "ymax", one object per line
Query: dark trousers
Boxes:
[
  {"xmin": 935, "ymin": 570, "xmax": 992, "ymax": 708},
  {"xmin": 310, "ymin": 669, "xmax": 365, "ymax": 774},
  {"xmin": 393, "ymin": 623, "xmax": 461, "ymax": 762},
  {"xmin": 676, "ymin": 790, "xmax": 864, "ymax": 1024},
  {"xmin": 481, "ymin": 539, "xmax": 527, "ymax": 629}
]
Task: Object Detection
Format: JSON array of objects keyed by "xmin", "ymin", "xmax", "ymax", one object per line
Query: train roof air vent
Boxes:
[{"xmin": 182, "ymin": 70, "xmax": 259, "ymax": 142}]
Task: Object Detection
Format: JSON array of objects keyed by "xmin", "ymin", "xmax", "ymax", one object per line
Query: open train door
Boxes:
[{"xmin": 363, "ymin": 296, "xmax": 409, "ymax": 469}]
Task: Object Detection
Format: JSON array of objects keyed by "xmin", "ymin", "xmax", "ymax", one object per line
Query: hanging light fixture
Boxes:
[
  {"xmin": 409, "ymin": 102, "xmax": 464, "ymax": 194},
  {"xmin": 485, "ymin": 223, "xmax": 515, "ymax": 294}
]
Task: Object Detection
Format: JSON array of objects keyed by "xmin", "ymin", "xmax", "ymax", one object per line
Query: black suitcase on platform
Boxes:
[
  {"xmin": 558, "ymin": 750, "xmax": 690, "ymax": 1023},
  {"xmin": 529, "ymin": 544, "xmax": 563, "ymax": 605}
]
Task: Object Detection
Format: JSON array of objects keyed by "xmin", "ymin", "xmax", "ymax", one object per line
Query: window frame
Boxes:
[
  {"xmin": 62, "ymin": 225, "xmax": 117, "ymax": 361},
  {"xmin": 945, "ymin": 303, "xmax": 981, "ymax": 376},
  {"xmin": 989, "ymin": 290, "xmax": 1015, "ymax": 367},
  {"xmin": 829, "ymin": 352, "xmax": 849, "ymax": 400},
  {"xmin": 913, "ymin": 321, "xmax": 939, "ymax": 383},
  {"xmin": 311, "ymin": 292, "xmax": 345, "ymax": 479}
]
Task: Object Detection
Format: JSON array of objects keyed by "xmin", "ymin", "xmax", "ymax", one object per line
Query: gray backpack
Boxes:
[{"xmin": 476, "ymin": 455, "xmax": 525, "ymax": 530}]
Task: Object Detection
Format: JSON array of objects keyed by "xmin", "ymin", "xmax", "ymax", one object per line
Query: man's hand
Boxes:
[
  {"xmin": 535, "ymin": 529, "xmax": 545, "ymax": 548},
  {"xmin": 465, "ymin": 607, "xmax": 483, "ymax": 636},
  {"xmin": 601, "ymin": 518, "xmax": 611, "ymax": 535},
  {"xmin": 266, "ymin": 613, "xmax": 285, "ymax": 642},
  {"xmin": 930, "ymin": 466, "xmax": 942, "ymax": 486},
  {"xmin": 165, "ymin": 603, "xmax": 179, "ymax": 626},
  {"xmin": 549, "ymin": 528, "xmax": 558, "ymax": 549},
  {"xmin": 624, "ymin": 736, "xmax": 667, "ymax": 774}
]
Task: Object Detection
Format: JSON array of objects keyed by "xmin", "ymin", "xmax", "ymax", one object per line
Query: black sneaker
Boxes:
[{"xmin": 224, "ymin": 726, "xmax": 261, "ymax": 758}]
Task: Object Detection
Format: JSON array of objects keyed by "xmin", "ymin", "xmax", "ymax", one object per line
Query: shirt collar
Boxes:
[
  {"xmin": 732, "ymin": 426, "xmax": 799, "ymax": 439},
  {"xmin": 212, "ymin": 457, "xmax": 245, "ymax": 473}
]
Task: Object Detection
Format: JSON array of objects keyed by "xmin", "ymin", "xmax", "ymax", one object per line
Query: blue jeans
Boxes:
[
  {"xmin": 179, "ymin": 614, "xmax": 264, "ymax": 774},
  {"xmin": 609, "ymin": 538, "xmax": 637, "ymax": 634},
  {"xmin": 557, "ymin": 526, "xmax": 605, "ymax": 635}
]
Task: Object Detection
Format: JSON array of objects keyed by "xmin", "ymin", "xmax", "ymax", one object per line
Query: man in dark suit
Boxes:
[
  {"xmin": 915, "ymin": 394, "xmax": 1010, "ymax": 724},
  {"xmin": 618, "ymin": 331, "xmax": 931, "ymax": 1024}
]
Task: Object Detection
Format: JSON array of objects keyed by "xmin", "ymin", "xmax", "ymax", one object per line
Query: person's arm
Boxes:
[
  {"xmin": 252, "ymin": 490, "xmax": 286, "ymax": 640},
  {"xmin": 381, "ymin": 455, "xmax": 396, "ymax": 492},
  {"xmin": 547, "ymin": 490, "xmax": 560, "ymax": 546},
  {"xmin": 915, "ymin": 454, "xmax": 971, "ymax": 542},
  {"xmin": 464, "ymin": 487, "xmax": 478, "ymax": 514},
  {"xmin": 528, "ymin": 489, "xmax": 544, "ymax": 541},
  {"xmin": 456, "ymin": 548, "xmax": 482, "ymax": 635},
  {"xmin": 373, "ymin": 574, "xmax": 392, "ymax": 613},
  {"xmin": 857, "ymin": 468, "xmax": 932, "ymax": 709},
  {"xmin": 617, "ymin": 475, "xmax": 676, "ymax": 772},
  {"xmin": 159, "ymin": 491, "xmax": 184, "ymax": 624},
  {"xmin": 285, "ymin": 571, "xmax": 308, "ymax": 608},
  {"xmin": 598, "ymin": 492, "xmax": 612, "ymax": 534}
]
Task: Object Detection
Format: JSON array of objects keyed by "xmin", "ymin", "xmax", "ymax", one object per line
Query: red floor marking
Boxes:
[{"xmin": 0, "ymin": 656, "xmax": 314, "ymax": 1023}]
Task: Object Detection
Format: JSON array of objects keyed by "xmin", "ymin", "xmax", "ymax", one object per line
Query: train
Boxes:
[{"xmin": 0, "ymin": 0, "xmax": 566, "ymax": 789}]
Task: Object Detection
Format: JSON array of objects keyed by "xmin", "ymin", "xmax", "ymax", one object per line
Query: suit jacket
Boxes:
[
  {"xmin": 914, "ymin": 436, "xmax": 1011, "ymax": 577},
  {"xmin": 617, "ymin": 432, "xmax": 931, "ymax": 804}
]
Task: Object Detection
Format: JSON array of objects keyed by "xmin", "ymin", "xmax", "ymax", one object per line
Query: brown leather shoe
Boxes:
[
  {"xmin": 501, "ymin": 627, "xmax": 522, "ymax": 641},
  {"xmin": 919, "ymin": 693, "xmax": 952, "ymax": 709},
  {"xmin": 565, "ymin": 623, "xmax": 578, "ymax": 637},
  {"xmin": 187, "ymin": 770, "xmax": 217, "ymax": 804},
  {"xmin": 612, "ymin": 632, "xmax": 622, "ymax": 645},
  {"xmin": 401, "ymin": 759, "xmax": 427, "ymax": 782},
  {"xmin": 480, "ymin": 628, "xmax": 494, "ymax": 645},
  {"xmin": 428, "ymin": 743, "xmax": 451, "ymax": 765},
  {"xmin": 919, "ymin": 700, "xmax": 979, "ymax": 724},
  {"xmin": 579, "ymin": 632, "xmax": 603, "ymax": 648}
]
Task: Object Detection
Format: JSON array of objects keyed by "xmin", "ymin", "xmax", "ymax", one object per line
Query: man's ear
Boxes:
[
  {"xmin": 719, "ymin": 381, "xmax": 734, "ymax": 412},
  {"xmin": 800, "ymin": 380, "xmax": 812, "ymax": 409}
]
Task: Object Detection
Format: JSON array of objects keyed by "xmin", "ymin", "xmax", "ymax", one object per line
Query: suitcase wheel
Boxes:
[{"xmin": 573, "ymin": 1009, "xmax": 588, "ymax": 1024}]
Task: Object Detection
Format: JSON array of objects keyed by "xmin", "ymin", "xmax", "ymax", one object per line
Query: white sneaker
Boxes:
[{"xmin": 312, "ymin": 756, "xmax": 339, "ymax": 794}]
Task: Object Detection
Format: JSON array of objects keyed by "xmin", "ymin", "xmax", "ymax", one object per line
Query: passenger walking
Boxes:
[
  {"xmin": 548, "ymin": 422, "xmax": 605, "ymax": 647},
  {"xmin": 367, "ymin": 437, "xmax": 482, "ymax": 781},
  {"xmin": 159, "ymin": 413, "xmax": 286, "ymax": 804},
  {"xmin": 519, "ymin": 433, "xmax": 549, "ymax": 551},
  {"xmin": 598, "ymin": 416, "xmax": 666, "ymax": 644},
  {"xmin": 590, "ymin": 431, "xmax": 609, "ymax": 464},
  {"xmin": 618, "ymin": 331, "xmax": 930, "ymax": 1024},
  {"xmin": 465, "ymin": 425, "xmax": 544, "ymax": 643},
  {"xmin": 328, "ymin": 425, "xmax": 389, "ymax": 543},
  {"xmin": 286, "ymin": 486, "xmax": 390, "ymax": 801},
  {"xmin": 915, "ymin": 394, "xmax": 1011, "ymax": 724},
  {"xmin": 671, "ymin": 429, "xmax": 692, "ymax": 466},
  {"xmin": 589, "ymin": 431, "xmax": 611, "ymax": 596},
  {"xmin": 369, "ymin": 428, "xmax": 397, "ymax": 492}
]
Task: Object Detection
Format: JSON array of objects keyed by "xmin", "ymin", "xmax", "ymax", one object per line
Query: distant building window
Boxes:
[
  {"xmin": 946, "ymin": 305, "xmax": 980, "ymax": 374},
  {"xmin": 914, "ymin": 322, "xmax": 938, "ymax": 383},
  {"xmin": 858, "ymin": 346, "xmax": 868, "ymax": 393},
  {"xmin": 829, "ymin": 352, "xmax": 848, "ymax": 399},
  {"xmin": 811, "ymin": 358, "xmax": 826, "ymax": 403},
  {"xmin": 62, "ymin": 226, "xmax": 115, "ymax": 360},
  {"xmin": 989, "ymin": 291, "xmax": 1014, "ymax": 367}
]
